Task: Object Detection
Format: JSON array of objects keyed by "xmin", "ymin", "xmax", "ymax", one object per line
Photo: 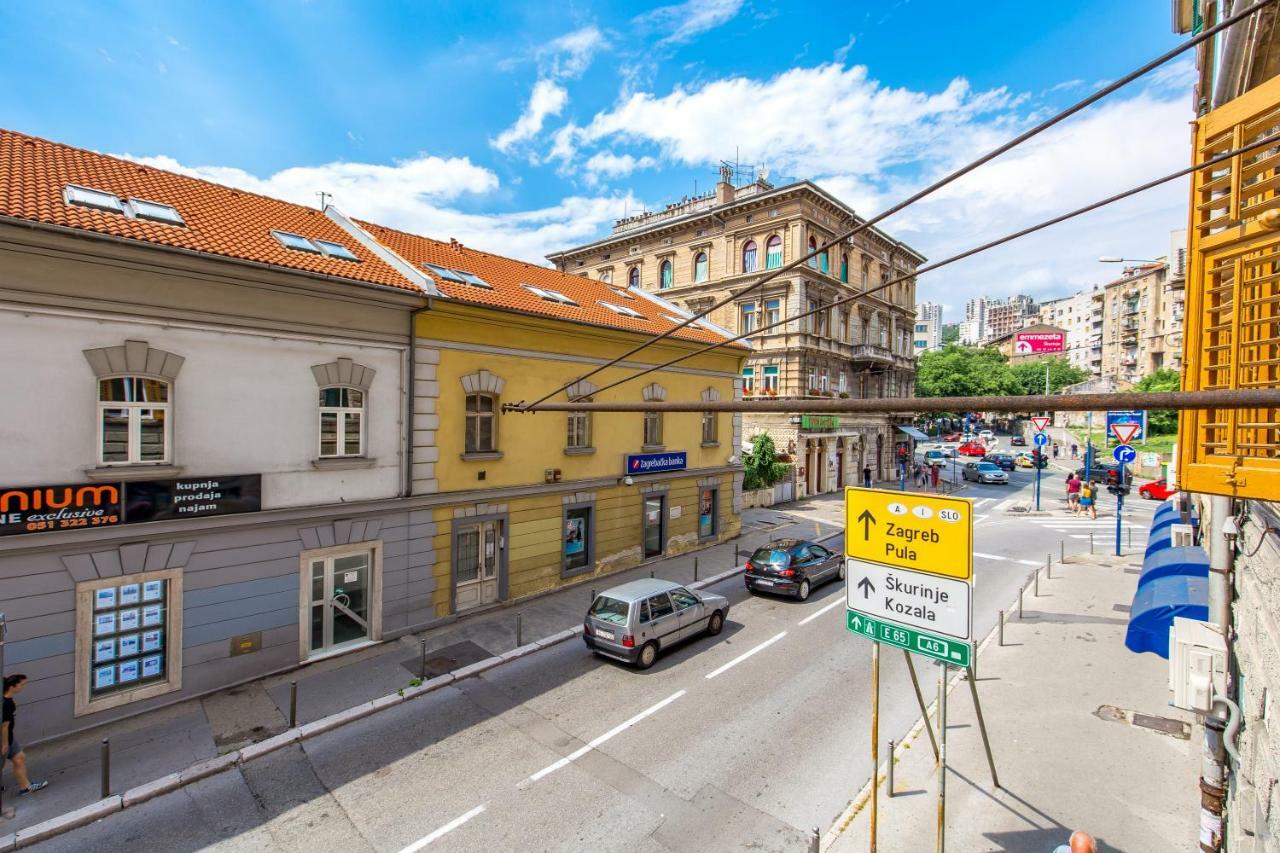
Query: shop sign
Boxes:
[
  {"xmin": 801, "ymin": 414, "xmax": 840, "ymax": 431},
  {"xmin": 625, "ymin": 452, "xmax": 687, "ymax": 475},
  {"xmin": 1013, "ymin": 331, "xmax": 1064, "ymax": 354},
  {"xmin": 0, "ymin": 474, "xmax": 261, "ymax": 537}
]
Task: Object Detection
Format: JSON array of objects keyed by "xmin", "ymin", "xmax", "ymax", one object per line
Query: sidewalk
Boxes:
[
  {"xmin": 0, "ymin": 504, "xmax": 841, "ymax": 837},
  {"xmin": 828, "ymin": 550, "xmax": 1200, "ymax": 852}
]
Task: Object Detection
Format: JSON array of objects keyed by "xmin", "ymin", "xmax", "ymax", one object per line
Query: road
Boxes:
[{"xmin": 35, "ymin": 437, "xmax": 1161, "ymax": 852}]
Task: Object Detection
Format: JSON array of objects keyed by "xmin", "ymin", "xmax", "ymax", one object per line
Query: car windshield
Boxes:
[
  {"xmin": 751, "ymin": 548, "xmax": 790, "ymax": 566},
  {"xmin": 588, "ymin": 596, "xmax": 630, "ymax": 625},
  {"xmin": 978, "ymin": 463, "xmax": 1000, "ymax": 471}
]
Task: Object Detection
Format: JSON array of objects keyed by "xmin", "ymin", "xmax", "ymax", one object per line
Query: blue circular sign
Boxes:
[
  {"xmin": 1033, "ymin": 433, "xmax": 1049, "ymax": 447},
  {"xmin": 1113, "ymin": 445, "xmax": 1137, "ymax": 464}
]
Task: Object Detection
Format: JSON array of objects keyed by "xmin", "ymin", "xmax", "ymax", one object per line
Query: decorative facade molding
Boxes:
[
  {"xmin": 460, "ymin": 369, "xmax": 505, "ymax": 395},
  {"xmin": 565, "ymin": 379, "xmax": 597, "ymax": 400},
  {"xmin": 311, "ymin": 357, "xmax": 375, "ymax": 391},
  {"xmin": 61, "ymin": 540, "xmax": 196, "ymax": 582},
  {"xmin": 641, "ymin": 382, "xmax": 666, "ymax": 402},
  {"xmin": 700, "ymin": 387, "xmax": 721, "ymax": 403},
  {"xmin": 82, "ymin": 339, "xmax": 184, "ymax": 380}
]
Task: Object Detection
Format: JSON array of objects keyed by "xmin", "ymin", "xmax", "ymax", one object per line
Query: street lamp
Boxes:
[{"xmin": 1098, "ymin": 256, "xmax": 1157, "ymax": 263}]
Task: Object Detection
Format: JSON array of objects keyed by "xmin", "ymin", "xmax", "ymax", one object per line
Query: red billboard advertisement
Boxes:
[{"xmin": 1013, "ymin": 331, "xmax": 1065, "ymax": 354}]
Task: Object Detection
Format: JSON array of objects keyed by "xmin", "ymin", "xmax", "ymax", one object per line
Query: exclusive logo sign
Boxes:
[
  {"xmin": 0, "ymin": 474, "xmax": 262, "ymax": 537},
  {"xmin": 625, "ymin": 451, "xmax": 688, "ymax": 475}
]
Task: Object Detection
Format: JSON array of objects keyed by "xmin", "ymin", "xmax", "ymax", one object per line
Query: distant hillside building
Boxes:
[{"xmin": 913, "ymin": 302, "xmax": 943, "ymax": 355}]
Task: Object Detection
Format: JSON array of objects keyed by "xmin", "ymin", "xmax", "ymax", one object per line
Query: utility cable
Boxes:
[
  {"xmin": 507, "ymin": 129, "xmax": 1280, "ymax": 410},
  {"xmin": 519, "ymin": 0, "xmax": 1277, "ymax": 410}
]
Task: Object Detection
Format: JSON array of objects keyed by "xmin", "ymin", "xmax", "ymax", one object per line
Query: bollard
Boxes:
[
  {"xmin": 809, "ymin": 826, "xmax": 821, "ymax": 853},
  {"xmin": 650, "ymin": 569, "xmax": 655, "ymax": 579},
  {"xmin": 289, "ymin": 680, "xmax": 298, "ymax": 728},
  {"xmin": 516, "ymin": 612, "xmax": 523, "ymax": 647},
  {"xmin": 419, "ymin": 639, "xmax": 427, "ymax": 680},
  {"xmin": 1018, "ymin": 585, "xmax": 1024, "ymax": 619},
  {"xmin": 101, "ymin": 738, "xmax": 110, "ymax": 799},
  {"xmin": 1090, "ymin": 532, "xmax": 1094, "ymax": 554},
  {"xmin": 590, "ymin": 587, "xmax": 596, "ymax": 604},
  {"xmin": 1034, "ymin": 568, "xmax": 1040, "ymax": 597},
  {"xmin": 735, "ymin": 546, "xmax": 741, "ymax": 567},
  {"xmin": 694, "ymin": 556, "xmax": 699, "ymax": 582},
  {"xmin": 1046, "ymin": 554, "xmax": 1051, "ymax": 580},
  {"xmin": 971, "ymin": 641, "xmax": 978, "ymax": 679},
  {"xmin": 887, "ymin": 739, "xmax": 896, "ymax": 798},
  {"xmin": 1128, "ymin": 526, "xmax": 1132, "ymax": 549},
  {"xmin": 1061, "ymin": 539, "xmax": 1065, "ymax": 563},
  {"xmin": 998, "ymin": 610, "xmax": 1005, "ymax": 646}
]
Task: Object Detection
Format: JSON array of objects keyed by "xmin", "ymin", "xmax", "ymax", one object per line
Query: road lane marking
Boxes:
[
  {"xmin": 522, "ymin": 690, "xmax": 686, "ymax": 786},
  {"xmin": 1015, "ymin": 559, "xmax": 1041, "ymax": 566},
  {"xmin": 973, "ymin": 552, "xmax": 1007, "ymax": 561},
  {"xmin": 975, "ymin": 498, "xmax": 995, "ymax": 508},
  {"xmin": 398, "ymin": 804, "xmax": 486, "ymax": 852},
  {"xmin": 798, "ymin": 600, "xmax": 844, "ymax": 626},
  {"xmin": 994, "ymin": 500, "xmax": 1013, "ymax": 513},
  {"xmin": 705, "ymin": 631, "xmax": 787, "ymax": 680}
]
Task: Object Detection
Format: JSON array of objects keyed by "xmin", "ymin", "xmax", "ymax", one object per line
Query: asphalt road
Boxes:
[{"xmin": 34, "ymin": 438, "xmax": 1161, "ymax": 853}]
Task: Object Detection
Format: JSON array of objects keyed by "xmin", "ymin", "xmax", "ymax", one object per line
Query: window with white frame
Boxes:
[
  {"xmin": 465, "ymin": 394, "xmax": 497, "ymax": 453},
  {"xmin": 643, "ymin": 411, "xmax": 663, "ymax": 447},
  {"xmin": 763, "ymin": 365, "xmax": 780, "ymax": 393},
  {"xmin": 740, "ymin": 301, "xmax": 758, "ymax": 334},
  {"xmin": 98, "ymin": 377, "xmax": 171, "ymax": 465},
  {"xmin": 742, "ymin": 240, "xmax": 759, "ymax": 273},
  {"xmin": 694, "ymin": 252, "xmax": 709, "ymax": 282},
  {"xmin": 839, "ymin": 372, "xmax": 848, "ymax": 394},
  {"xmin": 765, "ymin": 236, "xmax": 783, "ymax": 270},
  {"xmin": 567, "ymin": 404, "xmax": 592, "ymax": 450},
  {"xmin": 819, "ymin": 368, "xmax": 829, "ymax": 392},
  {"xmin": 807, "ymin": 299, "xmax": 819, "ymax": 334},
  {"xmin": 701, "ymin": 411, "xmax": 718, "ymax": 445},
  {"xmin": 742, "ymin": 366, "xmax": 755, "ymax": 394},
  {"xmin": 318, "ymin": 387, "xmax": 365, "ymax": 457},
  {"xmin": 764, "ymin": 298, "xmax": 781, "ymax": 328},
  {"xmin": 807, "ymin": 367, "xmax": 817, "ymax": 392}
]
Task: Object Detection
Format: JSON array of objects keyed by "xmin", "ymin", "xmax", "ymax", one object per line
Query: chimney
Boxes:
[
  {"xmin": 715, "ymin": 163, "xmax": 735, "ymax": 206},
  {"xmin": 449, "ymin": 238, "xmax": 463, "ymax": 252}
]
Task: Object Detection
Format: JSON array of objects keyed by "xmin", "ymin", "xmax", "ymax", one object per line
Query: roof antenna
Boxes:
[{"xmin": 317, "ymin": 191, "xmax": 331, "ymax": 210}]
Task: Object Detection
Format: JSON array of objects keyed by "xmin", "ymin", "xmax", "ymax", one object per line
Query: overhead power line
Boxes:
[
  {"xmin": 506, "ymin": 129, "xmax": 1280, "ymax": 411},
  {"xmin": 521, "ymin": 0, "xmax": 1276, "ymax": 410}
]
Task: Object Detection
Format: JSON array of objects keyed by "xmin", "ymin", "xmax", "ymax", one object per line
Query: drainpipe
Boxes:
[
  {"xmin": 1200, "ymin": 494, "xmax": 1235, "ymax": 851},
  {"xmin": 405, "ymin": 300, "xmax": 433, "ymax": 497}
]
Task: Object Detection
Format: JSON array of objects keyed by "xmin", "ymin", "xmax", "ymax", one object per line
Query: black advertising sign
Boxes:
[{"xmin": 0, "ymin": 474, "xmax": 261, "ymax": 537}]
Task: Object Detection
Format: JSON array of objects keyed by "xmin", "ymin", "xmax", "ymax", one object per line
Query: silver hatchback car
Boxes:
[{"xmin": 583, "ymin": 578, "xmax": 730, "ymax": 669}]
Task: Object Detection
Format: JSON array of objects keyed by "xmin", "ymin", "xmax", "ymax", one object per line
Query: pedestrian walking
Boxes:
[
  {"xmin": 2, "ymin": 675, "xmax": 48, "ymax": 798},
  {"xmin": 930, "ymin": 463, "xmax": 940, "ymax": 490},
  {"xmin": 862, "ymin": 466, "xmax": 872, "ymax": 488},
  {"xmin": 1071, "ymin": 443, "xmax": 1078, "ymax": 459},
  {"xmin": 1079, "ymin": 480, "xmax": 1098, "ymax": 519},
  {"xmin": 1052, "ymin": 830, "xmax": 1098, "ymax": 853},
  {"xmin": 1052, "ymin": 442, "xmax": 1060, "ymax": 459},
  {"xmin": 1066, "ymin": 473, "xmax": 1081, "ymax": 512}
]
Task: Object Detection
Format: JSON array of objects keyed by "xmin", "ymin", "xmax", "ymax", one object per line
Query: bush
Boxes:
[{"xmin": 743, "ymin": 434, "xmax": 790, "ymax": 491}]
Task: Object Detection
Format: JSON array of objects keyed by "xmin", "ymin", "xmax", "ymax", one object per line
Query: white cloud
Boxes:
[
  {"xmin": 583, "ymin": 152, "xmax": 659, "ymax": 186},
  {"xmin": 491, "ymin": 79, "xmax": 569, "ymax": 153},
  {"xmin": 634, "ymin": 0, "xmax": 746, "ymax": 46},
  {"xmin": 834, "ymin": 34, "xmax": 856, "ymax": 63},
  {"xmin": 542, "ymin": 25, "xmax": 606, "ymax": 79}
]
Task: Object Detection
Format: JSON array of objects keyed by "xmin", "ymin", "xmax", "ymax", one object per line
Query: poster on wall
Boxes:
[{"xmin": 0, "ymin": 483, "xmax": 124, "ymax": 538}]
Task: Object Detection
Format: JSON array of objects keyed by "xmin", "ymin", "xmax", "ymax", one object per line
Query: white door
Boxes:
[
  {"xmin": 456, "ymin": 519, "xmax": 502, "ymax": 611},
  {"xmin": 307, "ymin": 551, "xmax": 373, "ymax": 657}
]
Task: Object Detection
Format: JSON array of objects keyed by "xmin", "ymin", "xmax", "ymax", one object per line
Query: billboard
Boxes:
[{"xmin": 1013, "ymin": 331, "xmax": 1065, "ymax": 355}]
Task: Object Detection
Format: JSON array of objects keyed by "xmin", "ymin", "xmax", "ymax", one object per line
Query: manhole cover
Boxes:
[
  {"xmin": 1095, "ymin": 704, "xmax": 1128, "ymax": 724},
  {"xmin": 1132, "ymin": 713, "xmax": 1191, "ymax": 739},
  {"xmin": 1113, "ymin": 603, "xmax": 1132, "ymax": 613},
  {"xmin": 402, "ymin": 639, "xmax": 493, "ymax": 678},
  {"xmin": 1124, "ymin": 568, "xmax": 1141, "ymax": 575}
]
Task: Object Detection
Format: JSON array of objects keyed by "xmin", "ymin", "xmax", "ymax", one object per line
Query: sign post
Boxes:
[
  {"xmin": 1032, "ymin": 431, "xmax": 1049, "ymax": 511},
  {"xmin": 1109, "ymin": 427, "xmax": 1139, "ymax": 557}
]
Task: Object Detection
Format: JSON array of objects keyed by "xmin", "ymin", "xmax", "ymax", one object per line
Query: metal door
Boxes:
[
  {"xmin": 643, "ymin": 497, "xmax": 665, "ymax": 559},
  {"xmin": 456, "ymin": 519, "xmax": 503, "ymax": 611},
  {"xmin": 308, "ymin": 551, "xmax": 372, "ymax": 656}
]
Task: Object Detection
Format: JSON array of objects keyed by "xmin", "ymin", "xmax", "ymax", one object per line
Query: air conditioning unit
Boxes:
[
  {"xmin": 1171, "ymin": 523, "xmax": 1195, "ymax": 547},
  {"xmin": 1169, "ymin": 617, "xmax": 1226, "ymax": 713}
]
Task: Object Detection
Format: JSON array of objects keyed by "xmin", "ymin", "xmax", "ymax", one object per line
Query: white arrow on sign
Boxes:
[
  {"xmin": 1030, "ymin": 417, "xmax": 1050, "ymax": 432},
  {"xmin": 1110, "ymin": 423, "xmax": 1140, "ymax": 445},
  {"xmin": 846, "ymin": 559, "xmax": 972, "ymax": 641}
]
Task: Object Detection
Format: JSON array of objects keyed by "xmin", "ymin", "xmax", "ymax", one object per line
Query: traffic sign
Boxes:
[
  {"xmin": 1110, "ymin": 423, "xmax": 1140, "ymax": 445},
  {"xmin": 1033, "ymin": 432, "xmax": 1049, "ymax": 447},
  {"xmin": 846, "ymin": 610, "xmax": 971, "ymax": 667},
  {"xmin": 1106, "ymin": 410, "xmax": 1146, "ymax": 443},
  {"xmin": 846, "ymin": 560, "xmax": 972, "ymax": 640},
  {"xmin": 1030, "ymin": 417, "xmax": 1050, "ymax": 432},
  {"xmin": 1113, "ymin": 445, "xmax": 1137, "ymax": 464},
  {"xmin": 844, "ymin": 488, "xmax": 972, "ymax": 581}
]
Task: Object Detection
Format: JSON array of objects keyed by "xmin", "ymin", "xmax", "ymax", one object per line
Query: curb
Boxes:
[{"xmin": 0, "ymin": 557, "xmax": 759, "ymax": 850}]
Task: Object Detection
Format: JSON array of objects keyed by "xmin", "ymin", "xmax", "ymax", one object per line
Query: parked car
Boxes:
[
  {"xmin": 1075, "ymin": 463, "xmax": 1124, "ymax": 484},
  {"xmin": 583, "ymin": 578, "xmax": 729, "ymax": 670},
  {"xmin": 1014, "ymin": 452, "xmax": 1035, "ymax": 469},
  {"xmin": 1010, "ymin": 435, "xmax": 1027, "ymax": 446},
  {"xmin": 983, "ymin": 453, "xmax": 1016, "ymax": 472},
  {"xmin": 979, "ymin": 429, "xmax": 995, "ymax": 441},
  {"xmin": 942, "ymin": 432, "xmax": 962, "ymax": 442},
  {"xmin": 958, "ymin": 441, "xmax": 988, "ymax": 457},
  {"xmin": 962, "ymin": 461, "xmax": 1009, "ymax": 484},
  {"xmin": 1139, "ymin": 478, "xmax": 1178, "ymax": 500},
  {"xmin": 745, "ymin": 539, "xmax": 844, "ymax": 601},
  {"xmin": 924, "ymin": 449, "xmax": 948, "ymax": 466}
]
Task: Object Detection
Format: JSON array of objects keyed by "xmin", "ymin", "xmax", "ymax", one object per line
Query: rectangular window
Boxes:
[
  {"xmin": 807, "ymin": 299, "xmax": 818, "ymax": 333},
  {"xmin": 318, "ymin": 387, "xmax": 365, "ymax": 458},
  {"xmin": 764, "ymin": 298, "xmax": 781, "ymax": 327},
  {"xmin": 701, "ymin": 411, "xmax": 718, "ymax": 445},
  {"xmin": 643, "ymin": 411, "xmax": 663, "ymax": 447},
  {"xmin": 567, "ymin": 411, "xmax": 591, "ymax": 449},
  {"xmin": 817, "ymin": 305, "xmax": 828, "ymax": 337},
  {"xmin": 742, "ymin": 367, "xmax": 755, "ymax": 394},
  {"xmin": 840, "ymin": 311, "xmax": 850, "ymax": 341},
  {"xmin": 807, "ymin": 367, "xmax": 817, "ymax": 392},
  {"xmin": 563, "ymin": 506, "xmax": 592, "ymax": 575},
  {"xmin": 839, "ymin": 373, "xmax": 847, "ymax": 394},
  {"xmin": 819, "ymin": 368, "xmax": 829, "ymax": 392},
  {"xmin": 98, "ymin": 377, "xmax": 171, "ymax": 465},
  {"xmin": 465, "ymin": 394, "xmax": 496, "ymax": 453},
  {"xmin": 740, "ymin": 301, "xmax": 758, "ymax": 334},
  {"xmin": 763, "ymin": 365, "xmax": 780, "ymax": 393},
  {"xmin": 76, "ymin": 568, "xmax": 182, "ymax": 716},
  {"xmin": 699, "ymin": 487, "xmax": 718, "ymax": 538}
]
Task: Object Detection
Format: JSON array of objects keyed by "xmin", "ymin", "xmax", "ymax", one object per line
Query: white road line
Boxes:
[
  {"xmin": 522, "ymin": 690, "xmax": 686, "ymax": 786},
  {"xmin": 973, "ymin": 514, "xmax": 989, "ymax": 526},
  {"xmin": 398, "ymin": 804, "xmax": 486, "ymax": 852},
  {"xmin": 1015, "ymin": 559, "xmax": 1041, "ymax": 566},
  {"xmin": 799, "ymin": 599, "xmax": 844, "ymax": 626},
  {"xmin": 973, "ymin": 551, "xmax": 1008, "ymax": 561},
  {"xmin": 994, "ymin": 500, "xmax": 1013, "ymax": 513},
  {"xmin": 975, "ymin": 498, "xmax": 995, "ymax": 508},
  {"xmin": 705, "ymin": 631, "xmax": 788, "ymax": 680}
]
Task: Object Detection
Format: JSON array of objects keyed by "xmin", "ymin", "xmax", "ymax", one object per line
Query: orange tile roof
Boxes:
[
  {"xmin": 357, "ymin": 218, "xmax": 744, "ymax": 348},
  {"xmin": 0, "ymin": 128, "xmax": 416, "ymax": 293}
]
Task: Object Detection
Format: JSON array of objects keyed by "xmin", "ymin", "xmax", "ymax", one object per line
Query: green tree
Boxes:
[
  {"xmin": 1130, "ymin": 368, "xmax": 1181, "ymax": 434},
  {"xmin": 915, "ymin": 345, "xmax": 1021, "ymax": 398},
  {"xmin": 941, "ymin": 323, "xmax": 960, "ymax": 345},
  {"xmin": 1009, "ymin": 357, "xmax": 1089, "ymax": 396},
  {"xmin": 743, "ymin": 433, "xmax": 789, "ymax": 491}
]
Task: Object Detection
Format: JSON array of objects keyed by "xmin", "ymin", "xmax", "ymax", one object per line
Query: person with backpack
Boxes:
[{"xmin": 2, "ymin": 674, "xmax": 48, "ymax": 798}]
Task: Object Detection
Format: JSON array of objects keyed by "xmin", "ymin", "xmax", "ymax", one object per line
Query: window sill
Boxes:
[
  {"xmin": 641, "ymin": 445, "xmax": 666, "ymax": 453},
  {"xmin": 701, "ymin": 442, "xmax": 720, "ymax": 449},
  {"xmin": 563, "ymin": 447, "xmax": 596, "ymax": 456},
  {"xmin": 561, "ymin": 564, "xmax": 594, "ymax": 579},
  {"xmin": 461, "ymin": 451, "xmax": 504, "ymax": 461},
  {"xmin": 84, "ymin": 464, "xmax": 184, "ymax": 482},
  {"xmin": 312, "ymin": 457, "xmax": 377, "ymax": 471}
]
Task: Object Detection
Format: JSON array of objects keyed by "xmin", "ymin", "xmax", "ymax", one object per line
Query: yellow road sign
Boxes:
[{"xmin": 844, "ymin": 487, "xmax": 972, "ymax": 581}]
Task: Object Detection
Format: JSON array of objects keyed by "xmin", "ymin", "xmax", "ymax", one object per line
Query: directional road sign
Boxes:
[
  {"xmin": 844, "ymin": 488, "xmax": 972, "ymax": 581},
  {"xmin": 1113, "ymin": 444, "xmax": 1137, "ymax": 464},
  {"xmin": 846, "ymin": 610, "xmax": 971, "ymax": 667},
  {"xmin": 846, "ymin": 560, "xmax": 972, "ymax": 641},
  {"xmin": 1033, "ymin": 432, "xmax": 1049, "ymax": 447},
  {"xmin": 1106, "ymin": 410, "xmax": 1146, "ymax": 443},
  {"xmin": 1110, "ymin": 423, "xmax": 1141, "ymax": 445},
  {"xmin": 1030, "ymin": 416, "xmax": 1050, "ymax": 432}
]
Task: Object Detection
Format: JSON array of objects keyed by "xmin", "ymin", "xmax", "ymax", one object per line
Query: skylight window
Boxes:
[
  {"xmin": 127, "ymin": 198, "xmax": 184, "ymax": 226},
  {"xmin": 271, "ymin": 230, "xmax": 322, "ymax": 254},
  {"xmin": 609, "ymin": 287, "xmax": 635, "ymax": 301},
  {"xmin": 523, "ymin": 284, "xmax": 579, "ymax": 306},
  {"xmin": 313, "ymin": 240, "xmax": 360, "ymax": 261},
  {"xmin": 65, "ymin": 185, "xmax": 125, "ymax": 214},
  {"xmin": 599, "ymin": 301, "xmax": 646, "ymax": 320},
  {"xmin": 456, "ymin": 270, "xmax": 492, "ymax": 289},
  {"xmin": 422, "ymin": 263, "xmax": 467, "ymax": 284}
]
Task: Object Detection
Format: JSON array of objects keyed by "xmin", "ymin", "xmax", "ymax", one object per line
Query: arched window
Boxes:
[
  {"xmin": 98, "ymin": 377, "xmax": 170, "ymax": 464},
  {"xmin": 807, "ymin": 236, "xmax": 818, "ymax": 269},
  {"xmin": 628, "ymin": 266, "xmax": 640, "ymax": 288},
  {"xmin": 600, "ymin": 269, "xmax": 612, "ymax": 285},
  {"xmin": 765, "ymin": 235, "xmax": 783, "ymax": 269},
  {"xmin": 319, "ymin": 386, "xmax": 365, "ymax": 457},
  {"xmin": 840, "ymin": 253, "xmax": 849, "ymax": 283},
  {"xmin": 694, "ymin": 252, "xmax": 709, "ymax": 283},
  {"xmin": 742, "ymin": 240, "xmax": 758, "ymax": 273},
  {"xmin": 659, "ymin": 259, "xmax": 674, "ymax": 289}
]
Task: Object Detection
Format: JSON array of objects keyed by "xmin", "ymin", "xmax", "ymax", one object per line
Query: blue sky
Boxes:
[{"xmin": 0, "ymin": 1, "xmax": 1192, "ymax": 319}]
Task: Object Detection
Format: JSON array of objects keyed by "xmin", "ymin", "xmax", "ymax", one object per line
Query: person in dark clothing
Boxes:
[
  {"xmin": 862, "ymin": 466, "xmax": 872, "ymax": 488},
  {"xmin": 2, "ymin": 675, "xmax": 47, "ymax": 796}
]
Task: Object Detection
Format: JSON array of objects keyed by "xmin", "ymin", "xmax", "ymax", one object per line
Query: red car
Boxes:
[
  {"xmin": 1138, "ymin": 478, "xmax": 1177, "ymax": 500},
  {"xmin": 942, "ymin": 432, "xmax": 963, "ymax": 442},
  {"xmin": 958, "ymin": 441, "xmax": 988, "ymax": 457}
]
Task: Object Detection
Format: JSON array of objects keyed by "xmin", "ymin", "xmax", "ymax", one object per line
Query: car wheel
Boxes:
[
  {"xmin": 837, "ymin": 561, "xmax": 847, "ymax": 581},
  {"xmin": 707, "ymin": 610, "xmax": 725, "ymax": 636},
  {"xmin": 796, "ymin": 579, "xmax": 811, "ymax": 601},
  {"xmin": 635, "ymin": 642, "xmax": 659, "ymax": 670}
]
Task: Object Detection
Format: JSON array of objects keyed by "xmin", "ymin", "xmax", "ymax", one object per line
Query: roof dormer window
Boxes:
[
  {"xmin": 313, "ymin": 239, "xmax": 359, "ymax": 261},
  {"xmin": 65, "ymin": 185, "xmax": 126, "ymax": 214},
  {"xmin": 271, "ymin": 230, "xmax": 322, "ymax": 254},
  {"xmin": 523, "ymin": 284, "xmax": 579, "ymax": 306},
  {"xmin": 422, "ymin": 263, "xmax": 491, "ymax": 289},
  {"xmin": 127, "ymin": 198, "xmax": 184, "ymax": 226},
  {"xmin": 599, "ymin": 301, "xmax": 646, "ymax": 319}
]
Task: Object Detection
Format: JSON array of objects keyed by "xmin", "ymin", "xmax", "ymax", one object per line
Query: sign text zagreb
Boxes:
[{"xmin": 625, "ymin": 452, "xmax": 688, "ymax": 475}]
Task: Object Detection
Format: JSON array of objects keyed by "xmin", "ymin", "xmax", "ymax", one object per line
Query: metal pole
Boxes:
[
  {"xmin": 810, "ymin": 827, "xmax": 821, "ymax": 853},
  {"xmin": 937, "ymin": 663, "xmax": 948, "ymax": 853},
  {"xmin": 516, "ymin": 612, "xmax": 523, "ymax": 647},
  {"xmin": 967, "ymin": 665, "xmax": 1001, "ymax": 789},
  {"xmin": 1034, "ymin": 450, "xmax": 1041, "ymax": 511},
  {"xmin": 101, "ymin": 738, "xmax": 110, "ymax": 799},
  {"xmin": 970, "ymin": 641, "xmax": 978, "ymax": 679},
  {"xmin": 903, "ymin": 651, "xmax": 940, "ymax": 761},
  {"xmin": 1046, "ymin": 554, "xmax": 1051, "ymax": 580},
  {"xmin": 887, "ymin": 739, "xmax": 896, "ymax": 798},
  {"xmin": 1090, "ymin": 532, "xmax": 1094, "ymax": 555},
  {"xmin": 289, "ymin": 680, "xmax": 297, "ymax": 728},
  {"xmin": 998, "ymin": 610, "xmax": 1005, "ymax": 646},
  {"xmin": 1018, "ymin": 585, "xmax": 1024, "ymax": 619},
  {"xmin": 0, "ymin": 613, "xmax": 6, "ymax": 819},
  {"xmin": 694, "ymin": 556, "xmax": 699, "ymax": 582},
  {"xmin": 1060, "ymin": 539, "xmax": 1065, "ymax": 562},
  {"xmin": 418, "ymin": 639, "xmax": 427, "ymax": 680},
  {"xmin": 1034, "ymin": 568, "xmax": 1039, "ymax": 597},
  {"xmin": 870, "ymin": 641, "xmax": 880, "ymax": 853},
  {"xmin": 591, "ymin": 587, "xmax": 596, "ymax": 603},
  {"xmin": 650, "ymin": 569, "xmax": 655, "ymax": 579},
  {"xmin": 1115, "ymin": 491, "xmax": 1124, "ymax": 557},
  {"xmin": 735, "ymin": 546, "xmax": 741, "ymax": 567},
  {"xmin": 1128, "ymin": 525, "xmax": 1132, "ymax": 549}
]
